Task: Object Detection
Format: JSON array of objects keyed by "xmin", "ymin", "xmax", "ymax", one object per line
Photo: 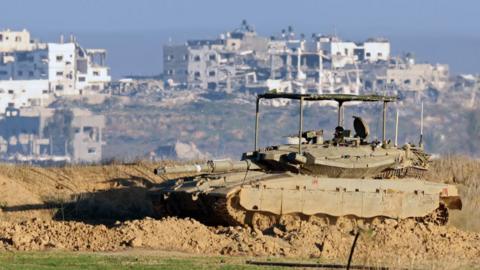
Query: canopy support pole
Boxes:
[
  {"xmin": 298, "ymin": 97, "xmax": 304, "ymax": 154},
  {"xmin": 337, "ymin": 101, "xmax": 344, "ymax": 127},
  {"xmin": 382, "ymin": 101, "xmax": 387, "ymax": 143},
  {"xmin": 254, "ymin": 97, "xmax": 260, "ymax": 151}
]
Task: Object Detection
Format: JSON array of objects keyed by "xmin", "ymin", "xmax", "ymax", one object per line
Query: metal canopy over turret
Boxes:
[
  {"xmin": 254, "ymin": 92, "xmax": 398, "ymax": 153},
  {"xmin": 257, "ymin": 93, "xmax": 397, "ymax": 103}
]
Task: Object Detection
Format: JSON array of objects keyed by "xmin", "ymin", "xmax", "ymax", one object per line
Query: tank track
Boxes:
[{"xmin": 209, "ymin": 191, "xmax": 449, "ymax": 231}]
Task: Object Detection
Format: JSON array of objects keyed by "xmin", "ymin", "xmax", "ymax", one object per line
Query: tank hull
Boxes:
[{"xmin": 148, "ymin": 171, "xmax": 461, "ymax": 227}]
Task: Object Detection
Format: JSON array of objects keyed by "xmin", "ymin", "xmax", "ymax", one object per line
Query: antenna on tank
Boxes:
[
  {"xmin": 394, "ymin": 107, "xmax": 399, "ymax": 147},
  {"xmin": 419, "ymin": 102, "xmax": 424, "ymax": 148}
]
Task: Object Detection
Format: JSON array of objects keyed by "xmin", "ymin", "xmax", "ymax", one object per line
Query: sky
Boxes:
[{"xmin": 1, "ymin": 0, "xmax": 479, "ymax": 78}]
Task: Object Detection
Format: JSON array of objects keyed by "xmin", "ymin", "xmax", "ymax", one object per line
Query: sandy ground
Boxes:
[{"xmin": 0, "ymin": 160, "xmax": 479, "ymax": 269}]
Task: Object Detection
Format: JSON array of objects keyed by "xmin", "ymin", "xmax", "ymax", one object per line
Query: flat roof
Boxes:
[{"xmin": 257, "ymin": 93, "xmax": 397, "ymax": 103}]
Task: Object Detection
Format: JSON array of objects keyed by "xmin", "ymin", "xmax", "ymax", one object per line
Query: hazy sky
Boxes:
[{"xmin": 2, "ymin": 0, "xmax": 479, "ymax": 77}]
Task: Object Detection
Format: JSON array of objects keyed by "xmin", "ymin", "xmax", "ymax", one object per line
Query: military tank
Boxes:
[{"xmin": 148, "ymin": 93, "xmax": 462, "ymax": 230}]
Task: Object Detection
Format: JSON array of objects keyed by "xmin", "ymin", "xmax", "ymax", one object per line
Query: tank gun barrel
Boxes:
[{"xmin": 154, "ymin": 159, "xmax": 260, "ymax": 175}]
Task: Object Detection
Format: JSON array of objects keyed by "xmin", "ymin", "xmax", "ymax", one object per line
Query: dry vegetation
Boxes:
[
  {"xmin": 426, "ymin": 156, "xmax": 480, "ymax": 232},
  {"xmin": 0, "ymin": 156, "xmax": 479, "ymax": 269}
]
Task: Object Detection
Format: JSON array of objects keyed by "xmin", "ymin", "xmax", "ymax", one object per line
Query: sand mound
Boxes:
[
  {"xmin": 0, "ymin": 162, "xmax": 172, "ymax": 222},
  {"xmin": 0, "ymin": 217, "xmax": 479, "ymax": 268},
  {"xmin": 0, "ymin": 158, "xmax": 479, "ymax": 269}
]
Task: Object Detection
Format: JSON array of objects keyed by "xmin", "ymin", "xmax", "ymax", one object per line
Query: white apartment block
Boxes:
[
  {"xmin": 0, "ymin": 80, "xmax": 50, "ymax": 114},
  {"xmin": 0, "ymin": 29, "xmax": 32, "ymax": 52},
  {"xmin": 321, "ymin": 36, "xmax": 390, "ymax": 68},
  {"xmin": 0, "ymin": 29, "xmax": 111, "ymax": 113}
]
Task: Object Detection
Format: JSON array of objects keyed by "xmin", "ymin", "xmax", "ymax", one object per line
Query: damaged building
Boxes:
[
  {"xmin": 0, "ymin": 106, "xmax": 105, "ymax": 164},
  {"xmin": 163, "ymin": 21, "xmax": 448, "ymax": 96},
  {"xmin": 0, "ymin": 29, "xmax": 111, "ymax": 112},
  {"xmin": 163, "ymin": 20, "xmax": 269, "ymax": 91},
  {"xmin": 362, "ymin": 54, "xmax": 449, "ymax": 93}
]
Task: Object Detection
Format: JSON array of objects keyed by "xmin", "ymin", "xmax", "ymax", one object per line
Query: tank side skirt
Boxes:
[{"xmin": 238, "ymin": 184, "xmax": 440, "ymax": 219}]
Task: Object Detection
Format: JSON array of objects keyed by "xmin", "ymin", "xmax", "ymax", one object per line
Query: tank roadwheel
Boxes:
[
  {"xmin": 224, "ymin": 193, "xmax": 248, "ymax": 226},
  {"xmin": 249, "ymin": 212, "xmax": 277, "ymax": 231},
  {"xmin": 334, "ymin": 216, "xmax": 358, "ymax": 232},
  {"xmin": 151, "ymin": 202, "xmax": 167, "ymax": 218},
  {"xmin": 150, "ymin": 197, "xmax": 167, "ymax": 218},
  {"xmin": 279, "ymin": 214, "xmax": 306, "ymax": 230},
  {"xmin": 308, "ymin": 215, "xmax": 331, "ymax": 227},
  {"xmin": 369, "ymin": 216, "xmax": 387, "ymax": 228},
  {"xmin": 421, "ymin": 204, "xmax": 449, "ymax": 225},
  {"xmin": 164, "ymin": 200, "xmax": 182, "ymax": 216},
  {"xmin": 210, "ymin": 192, "xmax": 250, "ymax": 226}
]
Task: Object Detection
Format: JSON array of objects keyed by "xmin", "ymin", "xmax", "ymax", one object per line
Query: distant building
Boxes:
[
  {"xmin": 321, "ymin": 36, "xmax": 390, "ymax": 68},
  {"xmin": 163, "ymin": 21, "xmax": 268, "ymax": 90},
  {"xmin": 0, "ymin": 80, "xmax": 50, "ymax": 114},
  {"xmin": 0, "ymin": 29, "xmax": 111, "ymax": 113},
  {"xmin": 0, "ymin": 107, "xmax": 105, "ymax": 163},
  {"xmin": 362, "ymin": 55, "xmax": 449, "ymax": 92},
  {"xmin": 162, "ymin": 21, "xmax": 395, "ymax": 95},
  {"xmin": 0, "ymin": 29, "xmax": 33, "ymax": 52}
]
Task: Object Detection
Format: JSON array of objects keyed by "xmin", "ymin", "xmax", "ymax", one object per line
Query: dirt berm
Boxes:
[{"xmin": 0, "ymin": 158, "xmax": 479, "ymax": 269}]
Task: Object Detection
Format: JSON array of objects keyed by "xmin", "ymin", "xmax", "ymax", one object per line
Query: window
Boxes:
[
  {"xmin": 29, "ymin": 71, "xmax": 34, "ymax": 77},
  {"xmin": 208, "ymin": 71, "xmax": 216, "ymax": 77},
  {"xmin": 194, "ymin": 55, "xmax": 201, "ymax": 62},
  {"xmin": 93, "ymin": 71, "xmax": 99, "ymax": 76},
  {"xmin": 16, "ymin": 52, "xmax": 33, "ymax": 62},
  {"xmin": 0, "ymin": 34, "xmax": 3, "ymax": 41},
  {"xmin": 194, "ymin": 71, "xmax": 201, "ymax": 77},
  {"xmin": 183, "ymin": 54, "xmax": 188, "ymax": 61},
  {"xmin": 404, "ymin": 79, "xmax": 411, "ymax": 85},
  {"xmin": 56, "ymin": 55, "xmax": 63, "ymax": 62},
  {"xmin": 0, "ymin": 71, "xmax": 7, "ymax": 75},
  {"xmin": 79, "ymin": 77, "xmax": 86, "ymax": 82},
  {"xmin": 17, "ymin": 71, "xmax": 23, "ymax": 76},
  {"xmin": 209, "ymin": 54, "xmax": 216, "ymax": 61},
  {"xmin": 15, "ymin": 36, "xmax": 21, "ymax": 42},
  {"xmin": 167, "ymin": 69, "xmax": 174, "ymax": 75},
  {"xmin": 167, "ymin": 55, "xmax": 174, "ymax": 61},
  {"xmin": 366, "ymin": 52, "xmax": 371, "ymax": 57},
  {"xmin": 42, "ymin": 90, "xmax": 48, "ymax": 94},
  {"xmin": 88, "ymin": 148, "xmax": 96, "ymax": 154},
  {"xmin": 56, "ymin": 71, "xmax": 63, "ymax": 76},
  {"xmin": 55, "ymin": 84, "xmax": 64, "ymax": 91},
  {"xmin": 378, "ymin": 52, "xmax": 383, "ymax": 57},
  {"xmin": 8, "ymin": 90, "xmax": 14, "ymax": 94},
  {"xmin": 344, "ymin": 48, "xmax": 348, "ymax": 55}
]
